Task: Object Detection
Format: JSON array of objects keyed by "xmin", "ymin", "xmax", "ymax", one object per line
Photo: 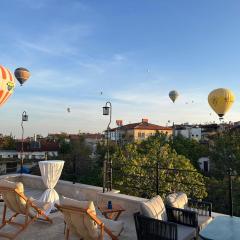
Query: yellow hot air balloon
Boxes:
[
  {"xmin": 208, "ymin": 88, "xmax": 235, "ymax": 118},
  {"xmin": 0, "ymin": 65, "xmax": 15, "ymax": 107},
  {"xmin": 169, "ymin": 90, "xmax": 179, "ymax": 103}
]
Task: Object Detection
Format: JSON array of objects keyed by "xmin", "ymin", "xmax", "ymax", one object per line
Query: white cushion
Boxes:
[
  {"xmin": 177, "ymin": 224, "xmax": 196, "ymax": 240},
  {"xmin": 140, "ymin": 195, "xmax": 167, "ymax": 221},
  {"xmin": 166, "ymin": 192, "xmax": 188, "ymax": 209},
  {"xmin": 98, "ymin": 216, "xmax": 124, "ymax": 236},
  {"xmin": 60, "ymin": 196, "xmax": 98, "ymax": 239}
]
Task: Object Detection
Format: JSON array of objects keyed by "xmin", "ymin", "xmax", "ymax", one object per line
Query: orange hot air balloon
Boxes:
[
  {"xmin": 14, "ymin": 67, "xmax": 30, "ymax": 86},
  {"xmin": 0, "ymin": 65, "xmax": 15, "ymax": 107}
]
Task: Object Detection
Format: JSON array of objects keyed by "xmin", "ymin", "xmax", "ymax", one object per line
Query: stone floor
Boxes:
[{"xmin": 0, "ymin": 188, "xmax": 137, "ymax": 240}]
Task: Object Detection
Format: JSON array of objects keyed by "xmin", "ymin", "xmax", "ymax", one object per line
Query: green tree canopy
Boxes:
[
  {"xmin": 171, "ymin": 135, "xmax": 209, "ymax": 169},
  {"xmin": 209, "ymin": 129, "xmax": 240, "ymax": 178},
  {"xmin": 0, "ymin": 136, "xmax": 16, "ymax": 150},
  {"xmin": 112, "ymin": 133, "xmax": 207, "ymax": 199}
]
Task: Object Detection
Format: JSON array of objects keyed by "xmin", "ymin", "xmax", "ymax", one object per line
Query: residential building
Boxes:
[
  {"xmin": 107, "ymin": 119, "xmax": 172, "ymax": 143},
  {"xmin": 174, "ymin": 124, "xmax": 202, "ymax": 141}
]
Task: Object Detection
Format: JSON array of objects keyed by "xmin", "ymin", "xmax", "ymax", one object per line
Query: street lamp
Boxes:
[
  {"xmin": 102, "ymin": 102, "xmax": 112, "ymax": 192},
  {"xmin": 21, "ymin": 111, "xmax": 28, "ymax": 174},
  {"xmin": 227, "ymin": 168, "xmax": 237, "ymax": 217}
]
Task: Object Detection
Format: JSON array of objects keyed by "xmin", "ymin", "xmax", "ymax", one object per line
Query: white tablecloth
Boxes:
[{"xmin": 38, "ymin": 160, "xmax": 64, "ymax": 204}]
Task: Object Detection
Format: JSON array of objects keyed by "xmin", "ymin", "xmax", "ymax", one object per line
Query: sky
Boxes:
[{"xmin": 1, "ymin": 0, "xmax": 240, "ymax": 137}]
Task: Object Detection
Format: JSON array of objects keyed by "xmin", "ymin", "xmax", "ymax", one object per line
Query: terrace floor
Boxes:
[{"xmin": 0, "ymin": 187, "xmax": 137, "ymax": 240}]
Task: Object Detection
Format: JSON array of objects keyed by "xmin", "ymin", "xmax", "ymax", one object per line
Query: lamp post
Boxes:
[
  {"xmin": 21, "ymin": 111, "xmax": 28, "ymax": 174},
  {"xmin": 102, "ymin": 102, "xmax": 112, "ymax": 192},
  {"xmin": 227, "ymin": 168, "xmax": 237, "ymax": 217}
]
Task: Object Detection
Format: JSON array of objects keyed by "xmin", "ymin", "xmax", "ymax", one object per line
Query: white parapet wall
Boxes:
[
  {"xmin": 97, "ymin": 191, "xmax": 148, "ymax": 216},
  {"xmin": 0, "ymin": 174, "xmax": 147, "ymax": 216}
]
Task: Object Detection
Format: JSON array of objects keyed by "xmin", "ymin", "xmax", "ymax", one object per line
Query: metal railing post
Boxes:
[
  {"xmin": 103, "ymin": 160, "xmax": 107, "ymax": 193},
  {"xmin": 156, "ymin": 162, "xmax": 159, "ymax": 195},
  {"xmin": 73, "ymin": 155, "xmax": 76, "ymax": 184},
  {"xmin": 228, "ymin": 168, "xmax": 233, "ymax": 216}
]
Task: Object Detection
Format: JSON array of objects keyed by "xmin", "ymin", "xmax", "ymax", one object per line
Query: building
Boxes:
[
  {"xmin": 174, "ymin": 124, "xmax": 202, "ymax": 141},
  {"xmin": 15, "ymin": 139, "xmax": 59, "ymax": 160},
  {"xmin": 107, "ymin": 119, "xmax": 172, "ymax": 143},
  {"xmin": 198, "ymin": 157, "xmax": 210, "ymax": 172}
]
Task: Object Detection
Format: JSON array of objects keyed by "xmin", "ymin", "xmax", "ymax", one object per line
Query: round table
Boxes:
[
  {"xmin": 199, "ymin": 215, "xmax": 240, "ymax": 240},
  {"xmin": 38, "ymin": 160, "xmax": 64, "ymax": 204}
]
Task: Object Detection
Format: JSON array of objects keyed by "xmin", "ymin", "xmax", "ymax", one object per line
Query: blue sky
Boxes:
[{"xmin": 1, "ymin": 0, "xmax": 240, "ymax": 137}]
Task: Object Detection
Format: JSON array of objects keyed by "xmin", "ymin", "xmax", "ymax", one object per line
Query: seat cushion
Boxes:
[
  {"xmin": 29, "ymin": 197, "xmax": 53, "ymax": 216},
  {"xmin": 0, "ymin": 180, "xmax": 24, "ymax": 193},
  {"xmin": 98, "ymin": 216, "xmax": 124, "ymax": 237},
  {"xmin": 166, "ymin": 192, "xmax": 188, "ymax": 209},
  {"xmin": 60, "ymin": 196, "xmax": 98, "ymax": 239},
  {"xmin": 177, "ymin": 224, "xmax": 196, "ymax": 240},
  {"xmin": 0, "ymin": 180, "xmax": 27, "ymax": 214},
  {"xmin": 140, "ymin": 195, "xmax": 167, "ymax": 221},
  {"xmin": 198, "ymin": 215, "xmax": 212, "ymax": 230}
]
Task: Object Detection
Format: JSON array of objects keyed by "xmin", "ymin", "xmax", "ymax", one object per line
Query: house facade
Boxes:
[{"xmin": 106, "ymin": 119, "xmax": 172, "ymax": 143}]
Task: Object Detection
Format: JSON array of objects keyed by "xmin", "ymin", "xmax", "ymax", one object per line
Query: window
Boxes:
[
  {"xmin": 141, "ymin": 133, "xmax": 145, "ymax": 138},
  {"xmin": 138, "ymin": 132, "xmax": 141, "ymax": 138}
]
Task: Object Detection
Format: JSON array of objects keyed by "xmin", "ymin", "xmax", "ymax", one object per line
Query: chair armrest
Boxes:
[
  {"xmin": 134, "ymin": 212, "xmax": 178, "ymax": 240},
  {"xmin": 166, "ymin": 206, "xmax": 198, "ymax": 228},
  {"xmin": 188, "ymin": 199, "xmax": 212, "ymax": 216}
]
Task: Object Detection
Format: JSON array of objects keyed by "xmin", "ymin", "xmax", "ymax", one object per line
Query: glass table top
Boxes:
[{"xmin": 199, "ymin": 215, "xmax": 240, "ymax": 240}]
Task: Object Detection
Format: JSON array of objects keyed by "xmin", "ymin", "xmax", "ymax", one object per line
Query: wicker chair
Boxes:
[
  {"xmin": 134, "ymin": 195, "xmax": 197, "ymax": 240},
  {"xmin": 166, "ymin": 192, "xmax": 212, "ymax": 231}
]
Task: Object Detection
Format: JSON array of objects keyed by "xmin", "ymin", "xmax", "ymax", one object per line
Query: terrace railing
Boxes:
[{"xmin": 111, "ymin": 162, "xmax": 206, "ymax": 200}]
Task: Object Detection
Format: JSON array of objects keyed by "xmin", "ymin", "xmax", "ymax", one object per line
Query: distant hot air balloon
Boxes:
[
  {"xmin": 14, "ymin": 67, "xmax": 30, "ymax": 86},
  {"xmin": 0, "ymin": 65, "xmax": 15, "ymax": 107},
  {"xmin": 169, "ymin": 90, "xmax": 179, "ymax": 103},
  {"xmin": 208, "ymin": 88, "xmax": 235, "ymax": 119}
]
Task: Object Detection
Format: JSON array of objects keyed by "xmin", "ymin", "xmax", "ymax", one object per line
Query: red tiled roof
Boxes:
[{"xmin": 109, "ymin": 122, "xmax": 172, "ymax": 131}]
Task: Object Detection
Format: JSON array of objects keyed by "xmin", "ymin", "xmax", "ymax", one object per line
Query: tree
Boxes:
[
  {"xmin": 0, "ymin": 136, "xmax": 16, "ymax": 150},
  {"xmin": 112, "ymin": 133, "xmax": 207, "ymax": 199},
  {"xmin": 209, "ymin": 129, "xmax": 240, "ymax": 178},
  {"xmin": 171, "ymin": 135, "xmax": 209, "ymax": 169}
]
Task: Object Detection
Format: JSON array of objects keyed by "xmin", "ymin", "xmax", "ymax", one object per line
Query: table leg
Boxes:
[{"xmin": 114, "ymin": 211, "xmax": 123, "ymax": 220}]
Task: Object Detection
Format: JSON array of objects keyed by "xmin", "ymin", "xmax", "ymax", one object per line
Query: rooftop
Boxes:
[
  {"xmin": 0, "ymin": 173, "xmax": 227, "ymax": 240},
  {"xmin": 110, "ymin": 121, "xmax": 172, "ymax": 132}
]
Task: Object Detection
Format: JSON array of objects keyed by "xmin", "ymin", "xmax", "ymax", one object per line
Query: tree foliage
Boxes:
[
  {"xmin": 209, "ymin": 129, "xmax": 240, "ymax": 178},
  {"xmin": 0, "ymin": 136, "xmax": 16, "ymax": 150},
  {"xmin": 112, "ymin": 132, "xmax": 207, "ymax": 199},
  {"xmin": 171, "ymin": 135, "xmax": 209, "ymax": 169}
]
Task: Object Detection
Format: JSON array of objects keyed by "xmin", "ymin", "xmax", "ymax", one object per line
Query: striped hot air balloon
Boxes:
[{"xmin": 0, "ymin": 65, "xmax": 15, "ymax": 107}]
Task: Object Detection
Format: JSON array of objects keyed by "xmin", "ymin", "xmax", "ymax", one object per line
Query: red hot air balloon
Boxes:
[
  {"xmin": 14, "ymin": 67, "xmax": 30, "ymax": 86},
  {"xmin": 0, "ymin": 65, "xmax": 15, "ymax": 107}
]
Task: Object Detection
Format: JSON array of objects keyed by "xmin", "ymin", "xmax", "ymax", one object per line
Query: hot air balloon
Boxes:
[
  {"xmin": 169, "ymin": 90, "xmax": 179, "ymax": 103},
  {"xmin": 208, "ymin": 88, "xmax": 235, "ymax": 119},
  {"xmin": 0, "ymin": 65, "xmax": 15, "ymax": 107},
  {"xmin": 14, "ymin": 67, "xmax": 30, "ymax": 86}
]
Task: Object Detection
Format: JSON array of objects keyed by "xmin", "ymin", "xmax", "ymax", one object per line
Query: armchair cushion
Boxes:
[
  {"xmin": 166, "ymin": 192, "xmax": 188, "ymax": 209},
  {"xmin": 98, "ymin": 216, "xmax": 124, "ymax": 237},
  {"xmin": 177, "ymin": 224, "xmax": 196, "ymax": 240},
  {"xmin": 140, "ymin": 195, "xmax": 168, "ymax": 221}
]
